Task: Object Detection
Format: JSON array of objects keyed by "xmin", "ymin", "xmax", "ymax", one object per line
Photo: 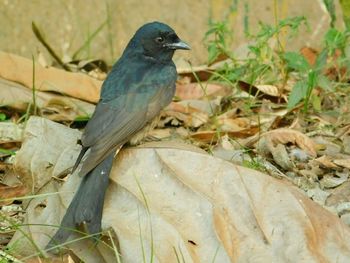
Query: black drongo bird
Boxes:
[{"xmin": 46, "ymin": 21, "xmax": 190, "ymax": 249}]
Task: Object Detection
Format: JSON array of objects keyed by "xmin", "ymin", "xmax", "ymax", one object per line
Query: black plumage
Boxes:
[{"xmin": 46, "ymin": 21, "xmax": 190, "ymax": 249}]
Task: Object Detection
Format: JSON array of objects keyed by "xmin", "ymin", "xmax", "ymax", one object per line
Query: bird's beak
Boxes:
[{"xmin": 165, "ymin": 40, "xmax": 191, "ymax": 50}]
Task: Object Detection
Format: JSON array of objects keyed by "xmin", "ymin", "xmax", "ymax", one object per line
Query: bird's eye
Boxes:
[{"xmin": 155, "ymin": 36, "xmax": 164, "ymax": 43}]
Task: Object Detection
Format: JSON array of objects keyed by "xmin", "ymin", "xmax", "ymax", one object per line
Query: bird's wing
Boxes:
[{"xmin": 78, "ymin": 72, "xmax": 175, "ymax": 176}]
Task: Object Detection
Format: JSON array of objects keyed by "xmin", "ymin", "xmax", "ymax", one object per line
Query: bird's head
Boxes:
[{"xmin": 127, "ymin": 21, "xmax": 190, "ymax": 62}]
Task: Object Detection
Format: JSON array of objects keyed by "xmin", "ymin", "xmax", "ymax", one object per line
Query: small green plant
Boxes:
[
  {"xmin": 204, "ymin": 19, "xmax": 234, "ymax": 64},
  {"xmin": 242, "ymin": 159, "xmax": 266, "ymax": 172},
  {"xmin": 285, "ymin": 26, "xmax": 350, "ymax": 112},
  {"xmin": 284, "ymin": 49, "xmax": 328, "ymax": 112},
  {"xmin": 204, "ymin": 12, "xmax": 350, "ymax": 115},
  {"xmin": 204, "ymin": 16, "xmax": 307, "ymax": 85}
]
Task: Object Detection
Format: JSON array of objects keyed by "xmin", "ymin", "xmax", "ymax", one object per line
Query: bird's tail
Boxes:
[{"xmin": 46, "ymin": 153, "xmax": 115, "ymax": 250}]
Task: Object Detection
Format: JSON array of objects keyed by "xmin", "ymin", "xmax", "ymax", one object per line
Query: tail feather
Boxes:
[
  {"xmin": 46, "ymin": 152, "xmax": 115, "ymax": 250},
  {"xmin": 71, "ymin": 146, "xmax": 89, "ymax": 174}
]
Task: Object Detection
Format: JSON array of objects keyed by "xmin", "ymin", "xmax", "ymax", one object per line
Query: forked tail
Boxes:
[{"xmin": 46, "ymin": 153, "xmax": 115, "ymax": 250}]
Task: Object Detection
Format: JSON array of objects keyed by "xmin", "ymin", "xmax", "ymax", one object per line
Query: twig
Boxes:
[{"xmin": 31, "ymin": 22, "xmax": 71, "ymax": 71}]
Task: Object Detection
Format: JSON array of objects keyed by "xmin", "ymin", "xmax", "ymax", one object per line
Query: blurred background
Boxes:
[{"xmin": 0, "ymin": 0, "xmax": 346, "ymax": 66}]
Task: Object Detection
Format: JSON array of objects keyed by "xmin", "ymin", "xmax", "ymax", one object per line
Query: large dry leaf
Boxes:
[
  {"xmin": 9, "ymin": 117, "xmax": 350, "ymax": 263},
  {"xmin": 0, "ymin": 51, "xmax": 102, "ymax": 103},
  {"xmin": 0, "ymin": 78, "xmax": 95, "ymax": 121},
  {"xmin": 13, "ymin": 117, "xmax": 82, "ymax": 192}
]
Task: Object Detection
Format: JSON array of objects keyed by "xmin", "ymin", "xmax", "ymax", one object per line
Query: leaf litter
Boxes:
[{"xmin": 1, "ymin": 20, "xmax": 350, "ymax": 262}]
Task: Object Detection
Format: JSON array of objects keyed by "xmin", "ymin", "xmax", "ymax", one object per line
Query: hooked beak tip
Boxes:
[{"xmin": 165, "ymin": 40, "xmax": 191, "ymax": 50}]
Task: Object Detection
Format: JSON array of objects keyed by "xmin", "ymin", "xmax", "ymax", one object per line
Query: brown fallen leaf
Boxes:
[
  {"xmin": 315, "ymin": 155, "xmax": 339, "ymax": 169},
  {"xmin": 175, "ymin": 82, "xmax": 230, "ymax": 100},
  {"xmin": 191, "ymin": 127, "xmax": 260, "ymax": 143},
  {"xmin": 0, "ymin": 183, "xmax": 28, "ymax": 206},
  {"xmin": 333, "ymin": 159, "xmax": 350, "ymax": 169},
  {"xmin": 0, "ymin": 78, "xmax": 95, "ymax": 122},
  {"xmin": 259, "ymin": 128, "xmax": 317, "ymax": 157},
  {"xmin": 237, "ymin": 80, "xmax": 286, "ymax": 103},
  {"xmin": 0, "ymin": 51, "xmax": 102, "ymax": 103},
  {"xmin": 300, "ymin": 46, "xmax": 318, "ymax": 66},
  {"xmin": 173, "ymin": 97, "xmax": 222, "ymax": 116},
  {"xmin": 164, "ymin": 103, "xmax": 209, "ymax": 128},
  {"xmin": 216, "ymin": 117, "xmax": 251, "ymax": 132}
]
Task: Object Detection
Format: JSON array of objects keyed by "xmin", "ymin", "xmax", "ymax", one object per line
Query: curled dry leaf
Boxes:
[
  {"xmin": 255, "ymin": 84, "xmax": 280, "ymax": 97},
  {"xmin": 9, "ymin": 117, "xmax": 350, "ymax": 263},
  {"xmin": 259, "ymin": 128, "xmax": 317, "ymax": 157},
  {"xmin": 237, "ymin": 81, "xmax": 286, "ymax": 103}
]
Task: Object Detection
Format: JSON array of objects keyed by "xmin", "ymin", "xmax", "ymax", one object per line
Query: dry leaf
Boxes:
[
  {"xmin": 333, "ymin": 159, "xmax": 350, "ymax": 169},
  {"xmin": 14, "ymin": 117, "xmax": 82, "ymax": 192},
  {"xmin": 164, "ymin": 103, "xmax": 209, "ymax": 128},
  {"xmin": 259, "ymin": 128, "xmax": 317, "ymax": 157},
  {"xmin": 0, "ymin": 51, "xmax": 102, "ymax": 103},
  {"xmin": 0, "ymin": 183, "xmax": 28, "ymax": 206},
  {"xmin": 9, "ymin": 117, "xmax": 350, "ymax": 263},
  {"xmin": 0, "ymin": 78, "xmax": 95, "ymax": 121},
  {"xmin": 300, "ymin": 46, "xmax": 318, "ymax": 66},
  {"xmin": 326, "ymin": 181, "xmax": 350, "ymax": 207},
  {"xmin": 175, "ymin": 82, "xmax": 229, "ymax": 100},
  {"xmin": 217, "ymin": 117, "xmax": 252, "ymax": 132},
  {"xmin": 255, "ymin": 84, "xmax": 280, "ymax": 97},
  {"xmin": 191, "ymin": 127, "xmax": 260, "ymax": 143},
  {"xmin": 0, "ymin": 120, "xmax": 23, "ymax": 143},
  {"xmin": 211, "ymin": 135, "xmax": 252, "ymax": 164},
  {"xmin": 320, "ymin": 173, "xmax": 348, "ymax": 189},
  {"xmin": 315, "ymin": 155, "xmax": 339, "ymax": 168},
  {"xmin": 237, "ymin": 81, "xmax": 286, "ymax": 103}
]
